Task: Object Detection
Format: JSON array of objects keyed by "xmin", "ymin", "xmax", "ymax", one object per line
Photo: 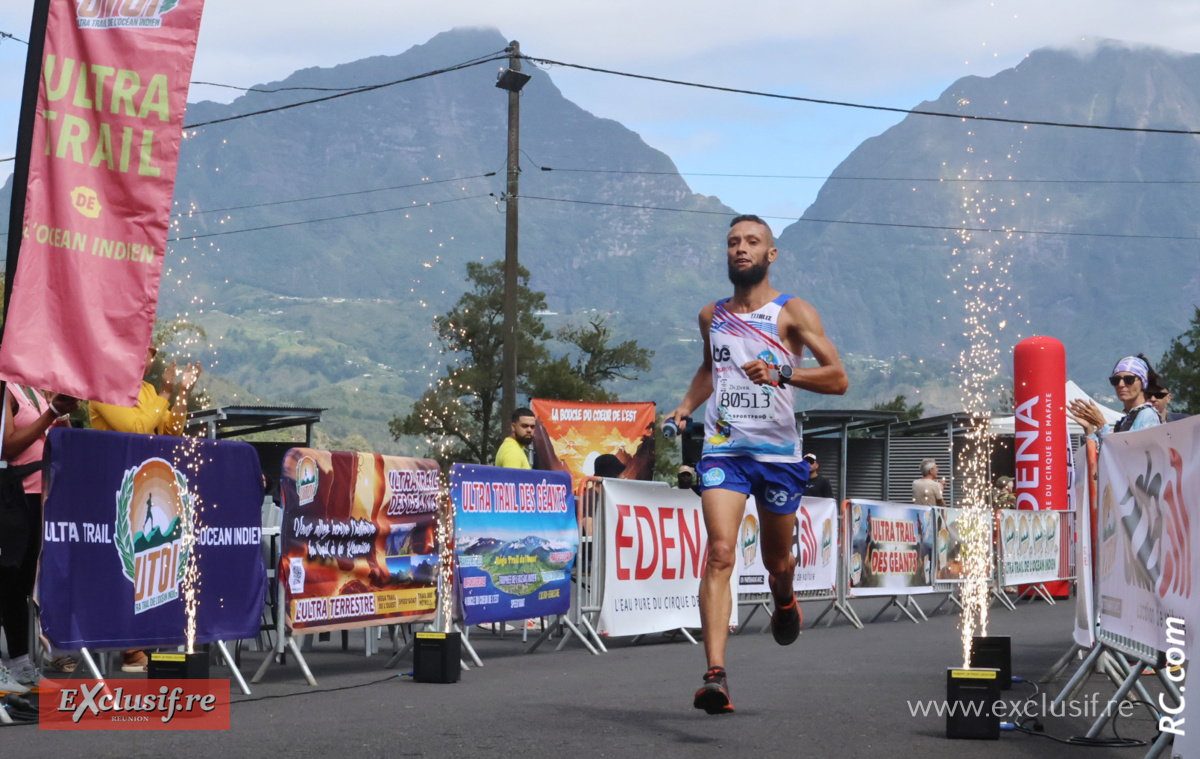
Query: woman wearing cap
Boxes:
[{"xmin": 1067, "ymin": 354, "xmax": 1161, "ymax": 446}]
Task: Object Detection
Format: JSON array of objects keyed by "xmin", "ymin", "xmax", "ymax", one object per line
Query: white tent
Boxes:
[{"xmin": 988, "ymin": 380, "xmax": 1124, "ymax": 437}]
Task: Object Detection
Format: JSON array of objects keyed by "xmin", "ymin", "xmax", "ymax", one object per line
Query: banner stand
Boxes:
[
  {"xmin": 526, "ymin": 614, "xmax": 598, "ymax": 655},
  {"xmin": 734, "ymin": 596, "xmax": 773, "ymax": 634},
  {"xmin": 1013, "ymin": 583, "xmax": 1056, "ymax": 604},
  {"xmin": 868, "ymin": 595, "xmax": 923, "ymax": 624},
  {"xmin": 252, "ymin": 578, "xmax": 318, "ymax": 686}
]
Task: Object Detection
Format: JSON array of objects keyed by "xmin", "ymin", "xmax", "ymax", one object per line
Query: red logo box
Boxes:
[{"xmin": 38, "ymin": 679, "xmax": 230, "ymax": 730}]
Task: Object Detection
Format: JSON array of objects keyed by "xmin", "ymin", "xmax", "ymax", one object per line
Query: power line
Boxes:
[
  {"xmin": 522, "ymin": 55, "xmax": 1200, "ymax": 136},
  {"xmin": 0, "ymin": 31, "xmax": 28, "ymax": 45},
  {"xmin": 536, "ymin": 165, "xmax": 1200, "ymax": 186},
  {"xmin": 180, "ymin": 172, "xmax": 496, "ymax": 216},
  {"xmin": 181, "ymin": 54, "xmax": 508, "ymax": 129},
  {"xmin": 167, "ymin": 193, "xmax": 490, "ymax": 242},
  {"xmin": 518, "ymin": 193, "xmax": 1200, "ymax": 242}
]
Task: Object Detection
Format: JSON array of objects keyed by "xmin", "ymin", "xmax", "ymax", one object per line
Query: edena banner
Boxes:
[{"xmin": 598, "ymin": 480, "xmax": 736, "ymax": 636}]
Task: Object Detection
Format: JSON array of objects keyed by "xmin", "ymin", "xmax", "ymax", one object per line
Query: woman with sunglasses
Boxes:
[{"xmin": 1068, "ymin": 354, "xmax": 1161, "ymax": 446}]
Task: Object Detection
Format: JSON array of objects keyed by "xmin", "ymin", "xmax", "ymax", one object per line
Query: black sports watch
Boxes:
[{"xmin": 777, "ymin": 364, "xmax": 793, "ymax": 386}]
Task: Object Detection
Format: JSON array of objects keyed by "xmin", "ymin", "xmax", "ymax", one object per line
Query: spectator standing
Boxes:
[
  {"xmin": 912, "ymin": 459, "xmax": 946, "ymax": 506},
  {"xmin": 494, "ymin": 407, "xmax": 535, "ymax": 469},
  {"xmin": 802, "ymin": 453, "xmax": 833, "ymax": 499},
  {"xmin": 0, "ymin": 385, "xmax": 77, "ymax": 691},
  {"xmin": 1069, "ymin": 354, "xmax": 1161, "ymax": 447}
]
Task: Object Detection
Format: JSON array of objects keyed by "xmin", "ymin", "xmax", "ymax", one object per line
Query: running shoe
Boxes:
[
  {"xmin": 9, "ymin": 658, "xmax": 41, "ymax": 687},
  {"xmin": 771, "ymin": 595, "xmax": 802, "ymax": 646},
  {"xmin": 693, "ymin": 666, "xmax": 734, "ymax": 714},
  {"xmin": 0, "ymin": 667, "xmax": 30, "ymax": 695}
]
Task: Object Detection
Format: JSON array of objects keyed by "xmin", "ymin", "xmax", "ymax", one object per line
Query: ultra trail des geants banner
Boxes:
[
  {"xmin": 281, "ymin": 449, "xmax": 442, "ymax": 634},
  {"xmin": 0, "ymin": 0, "xmax": 205, "ymax": 405},
  {"xmin": 845, "ymin": 499, "xmax": 935, "ymax": 596},
  {"xmin": 451, "ymin": 464, "xmax": 576, "ymax": 625}
]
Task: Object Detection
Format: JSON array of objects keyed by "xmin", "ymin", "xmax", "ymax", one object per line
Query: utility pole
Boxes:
[{"xmin": 498, "ymin": 40, "xmax": 525, "ymax": 428}]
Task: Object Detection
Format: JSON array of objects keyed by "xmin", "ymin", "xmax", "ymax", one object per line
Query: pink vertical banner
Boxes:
[{"xmin": 0, "ymin": 0, "xmax": 206, "ymax": 405}]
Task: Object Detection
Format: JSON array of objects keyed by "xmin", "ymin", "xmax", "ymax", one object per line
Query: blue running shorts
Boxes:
[{"xmin": 697, "ymin": 456, "xmax": 810, "ymax": 515}]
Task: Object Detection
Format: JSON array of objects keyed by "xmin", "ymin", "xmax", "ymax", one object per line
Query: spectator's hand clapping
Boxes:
[
  {"xmin": 48, "ymin": 393, "xmax": 78, "ymax": 417},
  {"xmin": 179, "ymin": 362, "xmax": 202, "ymax": 393},
  {"xmin": 1067, "ymin": 398, "xmax": 1105, "ymax": 436}
]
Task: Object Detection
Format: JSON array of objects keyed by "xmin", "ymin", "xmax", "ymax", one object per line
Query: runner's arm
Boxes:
[
  {"xmin": 667, "ymin": 304, "xmax": 716, "ymax": 428},
  {"xmin": 780, "ymin": 297, "xmax": 848, "ymax": 395}
]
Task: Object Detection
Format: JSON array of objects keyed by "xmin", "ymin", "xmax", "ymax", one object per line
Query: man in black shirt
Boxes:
[{"xmin": 803, "ymin": 453, "xmax": 833, "ymax": 499}]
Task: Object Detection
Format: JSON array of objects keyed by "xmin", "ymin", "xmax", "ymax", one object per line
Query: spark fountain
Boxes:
[{"xmin": 944, "ymin": 107, "xmax": 1027, "ymax": 739}]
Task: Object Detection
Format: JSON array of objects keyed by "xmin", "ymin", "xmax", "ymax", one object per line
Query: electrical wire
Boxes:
[
  {"xmin": 167, "ymin": 193, "xmax": 490, "ymax": 242},
  {"xmin": 518, "ymin": 193, "xmax": 1200, "ymax": 241},
  {"xmin": 180, "ymin": 173, "xmax": 496, "ymax": 216},
  {"xmin": 522, "ymin": 54, "xmax": 1200, "ymax": 137},
  {"xmin": 536, "ymin": 164, "xmax": 1200, "ymax": 186},
  {"xmin": 181, "ymin": 54, "xmax": 508, "ymax": 130},
  {"xmin": 0, "ymin": 31, "xmax": 28, "ymax": 45},
  {"xmin": 230, "ymin": 672, "xmax": 403, "ymax": 705},
  {"xmin": 188, "ymin": 47, "xmax": 511, "ymax": 95}
]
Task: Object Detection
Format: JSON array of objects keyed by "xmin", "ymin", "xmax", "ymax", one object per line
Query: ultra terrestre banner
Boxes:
[{"xmin": 280, "ymin": 448, "xmax": 442, "ymax": 634}]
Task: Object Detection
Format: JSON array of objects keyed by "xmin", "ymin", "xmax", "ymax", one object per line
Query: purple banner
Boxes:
[{"xmin": 40, "ymin": 428, "xmax": 265, "ymax": 649}]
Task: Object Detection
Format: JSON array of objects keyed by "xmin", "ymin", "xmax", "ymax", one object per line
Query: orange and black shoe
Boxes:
[
  {"xmin": 693, "ymin": 666, "xmax": 734, "ymax": 714},
  {"xmin": 771, "ymin": 595, "xmax": 802, "ymax": 646}
]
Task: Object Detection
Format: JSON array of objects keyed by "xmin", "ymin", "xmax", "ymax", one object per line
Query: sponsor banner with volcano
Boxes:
[
  {"xmin": 997, "ymin": 508, "xmax": 1069, "ymax": 585},
  {"xmin": 530, "ymin": 399, "xmax": 656, "ymax": 491},
  {"xmin": 845, "ymin": 500, "xmax": 935, "ymax": 596},
  {"xmin": 451, "ymin": 464, "xmax": 576, "ymax": 625},
  {"xmin": 1096, "ymin": 417, "xmax": 1199, "ymax": 653},
  {"xmin": 280, "ymin": 448, "xmax": 442, "ymax": 634},
  {"xmin": 39, "ymin": 428, "xmax": 264, "ymax": 649},
  {"xmin": 737, "ymin": 496, "xmax": 836, "ymax": 595}
]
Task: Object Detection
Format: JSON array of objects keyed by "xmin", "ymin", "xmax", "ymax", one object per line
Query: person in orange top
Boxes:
[
  {"xmin": 90, "ymin": 346, "xmax": 201, "ymax": 436},
  {"xmin": 87, "ymin": 345, "xmax": 200, "ymax": 672}
]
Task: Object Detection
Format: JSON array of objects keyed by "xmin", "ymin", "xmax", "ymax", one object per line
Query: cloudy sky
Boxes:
[{"xmin": 5, "ymin": 1, "xmax": 1200, "ymax": 226}]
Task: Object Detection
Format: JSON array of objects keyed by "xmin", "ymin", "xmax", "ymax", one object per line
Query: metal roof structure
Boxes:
[{"xmin": 185, "ymin": 404, "xmax": 325, "ymax": 443}]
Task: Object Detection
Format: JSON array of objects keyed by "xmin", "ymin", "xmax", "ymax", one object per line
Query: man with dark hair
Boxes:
[
  {"xmin": 803, "ymin": 453, "xmax": 833, "ymax": 499},
  {"xmin": 666, "ymin": 213, "xmax": 848, "ymax": 714},
  {"xmin": 495, "ymin": 407, "xmax": 535, "ymax": 469}
]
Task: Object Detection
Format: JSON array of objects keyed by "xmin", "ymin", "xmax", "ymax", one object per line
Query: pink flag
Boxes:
[{"xmin": 0, "ymin": 0, "xmax": 205, "ymax": 405}]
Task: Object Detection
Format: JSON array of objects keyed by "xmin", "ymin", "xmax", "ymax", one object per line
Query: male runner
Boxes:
[{"xmin": 667, "ymin": 214, "xmax": 848, "ymax": 714}]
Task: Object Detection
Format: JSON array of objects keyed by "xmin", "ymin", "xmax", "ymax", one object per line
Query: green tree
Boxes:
[
  {"xmin": 527, "ymin": 316, "xmax": 653, "ymax": 402},
  {"xmin": 1159, "ymin": 306, "xmax": 1200, "ymax": 414},
  {"xmin": 873, "ymin": 393, "xmax": 924, "ymax": 421},
  {"xmin": 390, "ymin": 261, "xmax": 551, "ymax": 464}
]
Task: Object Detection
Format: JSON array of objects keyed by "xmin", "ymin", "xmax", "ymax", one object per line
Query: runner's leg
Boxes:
[
  {"xmin": 699, "ymin": 488, "xmax": 747, "ymax": 668},
  {"xmin": 758, "ymin": 508, "xmax": 798, "ymax": 606}
]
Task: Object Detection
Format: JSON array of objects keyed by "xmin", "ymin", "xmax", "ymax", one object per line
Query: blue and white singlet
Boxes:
[{"xmin": 702, "ymin": 294, "xmax": 803, "ymax": 463}]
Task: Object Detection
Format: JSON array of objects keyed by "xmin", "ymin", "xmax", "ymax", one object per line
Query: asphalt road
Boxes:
[{"xmin": 3, "ymin": 596, "xmax": 1169, "ymax": 758}]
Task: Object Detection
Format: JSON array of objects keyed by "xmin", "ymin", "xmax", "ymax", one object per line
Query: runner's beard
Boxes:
[{"xmin": 728, "ymin": 259, "xmax": 768, "ymax": 288}]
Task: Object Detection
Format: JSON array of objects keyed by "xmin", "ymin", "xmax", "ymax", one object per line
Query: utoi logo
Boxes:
[
  {"xmin": 75, "ymin": 0, "xmax": 180, "ymax": 29},
  {"xmin": 114, "ymin": 458, "xmax": 193, "ymax": 614}
]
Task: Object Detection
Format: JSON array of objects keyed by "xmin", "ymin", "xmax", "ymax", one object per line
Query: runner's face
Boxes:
[{"xmin": 726, "ymin": 221, "xmax": 776, "ymax": 288}]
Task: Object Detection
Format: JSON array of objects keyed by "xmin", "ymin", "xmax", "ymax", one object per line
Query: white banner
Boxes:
[
  {"xmin": 1096, "ymin": 417, "xmax": 1199, "ymax": 653},
  {"xmin": 1073, "ymin": 441, "xmax": 1097, "ymax": 648},
  {"xmin": 997, "ymin": 508, "xmax": 1068, "ymax": 585},
  {"xmin": 934, "ymin": 507, "xmax": 964, "ymax": 582},
  {"xmin": 736, "ymin": 497, "xmax": 838, "ymax": 596},
  {"xmin": 846, "ymin": 500, "xmax": 936, "ymax": 597},
  {"xmin": 598, "ymin": 480, "xmax": 737, "ymax": 637}
]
